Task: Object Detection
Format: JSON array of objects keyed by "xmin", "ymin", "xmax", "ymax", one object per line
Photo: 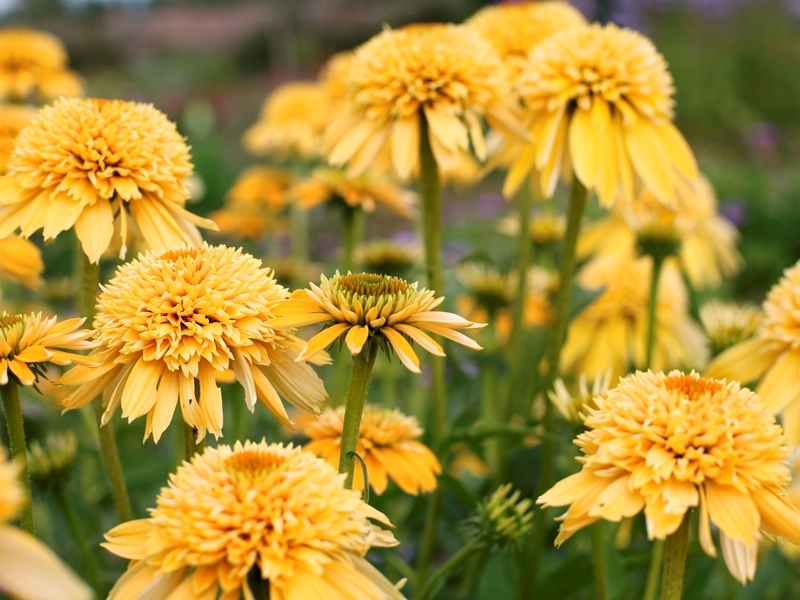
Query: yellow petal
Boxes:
[
  {"xmin": 381, "ymin": 327, "xmax": 421, "ymax": 373},
  {"xmin": 755, "ymin": 349, "xmax": 800, "ymax": 414},
  {"xmin": 751, "ymin": 488, "xmax": 800, "ymax": 544},
  {"xmin": 74, "ymin": 199, "xmax": 114, "ymax": 264},
  {"xmin": 720, "ymin": 532, "xmax": 757, "ymax": 585},
  {"xmin": 391, "ymin": 115, "xmax": 420, "ymax": 180},
  {"xmin": 344, "ymin": 324, "xmax": 370, "ymax": 355},
  {"xmin": 624, "ymin": 117, "xmax": 674, "ymax": 204},
  {"xmin": 705, "ymin": 480, "xmax": 759, "ymax": 544},
  {"xmin": 568, "ymin": 106, "xmax": 598, "ymax": 189},
  {"xmin": 704, "ymin": 337, "xmax": 776, "ymax": 386},
  {"xmin": 297, "ymin": 323, "xmax": 351, "ymax": 362},
  {"xmin": 658, "ymin": 121, "xmax": 699, "ymax": 181}
]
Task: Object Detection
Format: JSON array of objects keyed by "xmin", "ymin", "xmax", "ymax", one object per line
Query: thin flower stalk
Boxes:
[
  {"xmin": 0, "ymin": 383, "xmax": 33, "ymax": 533},
  {"xmin": 661, "ymin": 515, "xmax": 691, "ymax": 600}
]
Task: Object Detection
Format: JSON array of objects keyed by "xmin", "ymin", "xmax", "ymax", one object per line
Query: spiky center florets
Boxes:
[
  {"xmin": 338, "ymin": 272, "xmax": 410, "ymax": 297},
  {"xmin": 700, "ymin": 301, "xmax": 762, "ymax": 354},
  {"xmin": 760, "ymin": 261, "xmax": 800, "ymax": 352},
  {"xmin": 0, "ymin": 313, "xmax": 24, "ymax": 332}
]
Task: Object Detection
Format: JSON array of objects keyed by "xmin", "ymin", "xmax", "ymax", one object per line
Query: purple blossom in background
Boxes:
[
  {"xmin": 475, "ymin": 192, "xmax": 505, "ymax": 220},
  {"xmin": 745, "ymin": 122, "xmax": 781, "ymax": 154},
  {"xmin": 719, "ymin": 200, "xmax": 748, "ymax": 227}
]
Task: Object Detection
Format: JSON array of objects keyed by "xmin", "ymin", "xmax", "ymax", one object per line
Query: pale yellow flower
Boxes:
[
  {"xmin": 271, "ymin": 271, "xmax": 484, "ymax": 373},
  {"xmin": 504, "ymin": 23, "xmax": 698, "ymax": 205},
  {"xmin": 548, "ymin": 370, "xmax": 612, "ymax": 426},
  {"xmin": 699, "ymin": 300, "xmax": 762, "ymax": 356},
  {"xmin": 498, "ymin": 211, "xmax": 566, "ymax": 247},
  {"xmin": 103, "ymin": 441, "xmax": 403, "ymax": 600},
  {"xmin": 354, "ymin": 240, "xmax": 420, "ymax": 278},
  {"xmin": 538, "ymin": 370, "xmax": 800, "ymax": 585},
  {"xmin": 58, "ymin": 244, "xmax": 327, "ymax": 442},
  {"xmin": 0, "ymin": 236, "xmax": 42, "ymax": 290},
  {"xmin": 0, "ymin": 98, "xmax": 217, "ymax": 263},
  {"xmin": 0, "ymin": 104, "xmax": 37, "ymax": 173}
]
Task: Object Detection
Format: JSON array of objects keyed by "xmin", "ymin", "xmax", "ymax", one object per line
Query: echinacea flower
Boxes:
[
  {"xmin": 0, "ymin": 104, "xmax": 36, "ymax": 173},
  {"xmin": 243, "ymin": 82, "xmax": 331, "ymax": 160},
  {"xmin": 0, "ymin": 236, "xmax": 43, "ymax": 290},
  {"xmin": 0, "ymin": 447, "xmax": 91, "ymax": 600},
  {"xmin": 504, "ymin": 23, "xmax": 698, "ymax": 205},
  {"xmin": 498, "ymin": 211, "xmax": 566, "ymax": 248},
  {"xmin": 0, "ymin": 98, "xmax": 218, "ymax": 263},
  {"xmin": 103, "ymin": 441, "xmax": 403, "ymax": 600},
  {"xmin": 699, "ymin": 300, "xmax": 762, "ymax": 356},
  {"xmin": 548, "ymin": 370, "xmax": 612, "ymax": 426},
  {"xmin": 58, "ymin": 243, "xmax": 327, "ymax": 442},
  {"xmin": 304, "ymin": 405, "xmax": 441, "ymax": 495},
  {"xmin": 537, "ymin": 370, "xmax": 800, "ymax": 585},
  {"xmin": 271, "ymin": 271, "xmax": 484, "ymax": 373},
  {"xmin": 323, "ymin": 23, "xmax": 524, "ymax": 180},
  {"xmin": 0, "ymin": 28, "xmax": 82, "ymax": 102},
  {"xmin": 706, "ymin": 260, "xmax": 800, "ymax": 443},
  {"xmin": 354, "ymin": 239, "xmax": 420, "ymax": 278},
  {"xmin": 0, "ymin": 312, "xmax": 95, "ymax": 387}
]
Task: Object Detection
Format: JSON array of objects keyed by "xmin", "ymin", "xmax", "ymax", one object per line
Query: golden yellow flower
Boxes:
[
  {"xmin": 354, "ymin": 240, "xmax": 420, "ymax": 278},
  {"xmin": 0, "ymin": 447, "xmax": 91, "ymax": 600},
  {"xmin": 0, "ymin": 104, "xmax": 36, "ymax": 173},
  {"xmin": 244, "ymin": 81, "xmax": 331, "ymax": 159},
  {"xmin": 271, "ymin": 271, "xmax": 484, "ymax": 373},
  {"xmin": 293, "ymin": 167, "xmax": 417, "ymax": 219},
  {"xmin": 504, "ymin": 23, "xmax": 698, "ymax": 206},
  {"xmin": 0, "ymin": 28, "xmax": 82, "ymax": 102},
  {"xmin": 304, "ymin": 405, "xmax": 441, "ymax": 495},
  {"xmin": 498, "ymin": 210, "xmax": 566, "ymax": 247},
  {"xmin": 58, "ymin": 244, "xmax": 327, "ymax": 442},
  {"xmin": 0, "ymin": 98, "xmax": 217, "ymax": 263},
  {"xmin": 466, "ymin": 1, "xmax": 586, "ymax": 80},
  {"xmin": 700, "ymin": 300, "xmax": 762, "ymax": 356},
  {"xmin": 210, "ymin": 166, "xmax": 293, "ymax": 239},
  {"xmin": 0, "ymin": 312, "xmax": 95, "ymax": 387},
  {"xmin": 0, "ymin": 236, "xmax": 42, "ymax": 290},
  {"xmin": 548, "ymin": 370, "xmax": 612, "ymax": 426},
  {"xmin": 103, "ymin": 441, "xmax": 403, "ymax": 600},
  {"xmin": 706, "ymin": 260, "xmax": 800, "ymax": 444},
  {"xmin": 561, "ymin": 254, "xmax": 707, "ymax": 380},
  {"xmin": 538, "ymin": 370, "xmax": 800, "ymax": 585},
  {"xmin": 323, "ymin": 23, "xmax": 524, "ymax": 180}
]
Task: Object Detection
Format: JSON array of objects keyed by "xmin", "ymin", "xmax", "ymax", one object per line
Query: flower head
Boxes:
[
  {"xmin": 0, "ymin": 312, "xmax": 95, "ymax": 387},
  {"xmin": 323, "ymin": 23, "xmax": 524, "ymax": 180},
  {"xmin": 0, "ymin": 237, "xmax": 43, "ymax": 290},
  {"xmin": 58, "ymin": 243, "xmax": 327, "ymax": 442},
  {"xmin": 0, "ymin": 104, "xmax": 36, "ymax": 173},
  {"xmin": 102, "ymin": 441, "xmax": 403, "ymax": 600},
  {"xmin": 537, "ymin": 370, "xmax": 800, "ymax": 585},
  {"xmin": 548, "ymin": 370, "xmax": 612, "ymax": 426},
  {"xmin": 244, "ymin": 82, "xmax": 331, "ymax": 159},
  {"xmin": 27, "ymin": 431, "xmax": 77, "ymax": 491},
  {"xmin": 0, "ymin": 28, "xmax": 82, "ymax": 102},
  {"xmin": 304, "ymin": 405, "xmax": 441, "ymax": 495},
  {"xmin": 463, "ymin": 484, "xmax": 534, "ymax": 550},
  {"xmin": 0, "ymin": 98, "xmax": 218, "ymax": 263},
  {"xmin": 700, "ymin": 301, "xmax": 762, "ymax": 356},
  {"xmin": 354, "ymin": 239, "xmax": 420, "ymax": 278},
  {"xmin": 498, "ymin": 211, "xmax": 566, "ymax": 248},
  {"xmin": 272, "ymin": 271, "xmax": 484, "ymax": 373},
  {"xmin": 504, "ymin": 23, "xmax": 698, "ymax": 206}
]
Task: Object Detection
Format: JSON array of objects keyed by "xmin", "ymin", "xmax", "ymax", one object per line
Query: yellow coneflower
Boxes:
[
  {"xmin": 0, "ymin": 448, "xmax": 91, "ymax": 600},
  {"xmin": 548, "ymin": 369, "xmax": 612, "ymax": 426},
  {"xmin": 561, "ymin": 254, "xmax": 707, "ymax": 380},
  {"xmin": 0, "ymin": 104, "xmax": 36, "ymax": 173},
  {"xmin": 323, "ymin": 23, "xmax": 524, "ymax": 180},
  {"xmin": 498, "ymin": 211, "xmax": 566, "ymax": 248},
  {"xmin": 538, "ymin": 370, "xmax": 800, "ymax": 585},
  {"xmin": 699, "ymin": 300, "xmax": 762, "ymax": 356},
  {"xmin": 243, "ymin": 81, "xmax": 331, "ymax": 160},
  {"xmin": 58, "ymin": 244, "xmax": 327, "ymax": 442},
  {"xmin": 0, "ymin": 237, "xmax": 42, "ymax": 290},
  {"xmin": 0, "ymin": 98, "xmax": 218, "ymax": 263},
  {"xmin": 292, "ymin": 167, "xmax": 418, "ymax": 219},
  {"xmin": 271, "ymin": 271, "xmax": 484, "ymax": 373},
  {"xmin": 504, "ymin": 23, "xmax": 698, "ymax": 205},
  {"xmin": 0, "ymin": 28, "xmax": 82, "ymax": 102},
  {"xmin": 103, "ymin": 441, "xmax": 403, "ymax": 600},
  {"xmin": 354, "ymin": 240, "xmax": 420, "ymax": 278},
  {"xmin": 304, "ymin": 405, "xmax": 441, "ymax": 495}
]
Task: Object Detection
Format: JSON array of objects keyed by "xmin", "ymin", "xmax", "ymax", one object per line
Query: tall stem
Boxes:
[
  {"xmin": 289, "ymin": 203, "xmax": 309, "ymax": 289},
  {"xmin": 592, "ymin": 522, "xmax": 609, "ymax": 600},
  {"xmin": 522, "ymin": 178, "xmax": 588, "ymax": 598},
  {"xmin": 645, "ymin": 253, "xmax": 666, "ymax": 369},
  {"xmin": 54, "ymin": 487, "xmax": 103, "ymax": 596},
  {"xmin": 78, "ymin": 251, "xmax": 133, "ymax": 523},
  {"xmin": 338, "ymin": 341, "xmax": 378, "ymax": 489},
  {"xmin": 341, "ymin": 205, "xmax": 364, "ymax": 273},
  {"xmin": 1, "ymin": 383, "xmax": 34, "ymax": 533},
  {"xmin": 416, "ymin": 538, "xmax": 483, "ymax": 600},
  {"xmin": 660, "ymin": 514, "xmax": 691, "ymax": 600},
  {"xmin": 643, "ymin": 540, "xmax": 665, "ymax": 600},
  {"xmin": 480, "ymin": 359, "xmax": 500, "ymax": 478}
]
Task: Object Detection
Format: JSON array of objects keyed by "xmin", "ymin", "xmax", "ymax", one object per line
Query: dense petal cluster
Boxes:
[
  {"xmin": 699, "ymin": 301, "xmax": 762, "ymax": 356},
  {"xmin": 58, "ymin": 244, "xmax": 327, "ymax": 442},
  {"xmin": 0, "ymin": 98, "xmax": 217, "ymax": 263},
  {"xmin": 103, "ymin": 441, "xmax": 403, "ymax": 600},
  {"xmin": 323, "ymin": 23, "xmax": 523, "ymax": 180},
  {"xmin": 0, "ymin": 104, "xmax": 36, "ymax": 173},
  {"xmin": 505, "ymin": 23, "xmax": 698, "ymax": 206},
  {"xmin": 537, "ymin": 371, "xmax": 800, "ymax": 584},
  {"xmin": 304, "ymin": 405, "xmax": 441, "ymax": 495},
  {"xmin": 271, "ymin": 271, "xmax": 484, "ymax": 373}
]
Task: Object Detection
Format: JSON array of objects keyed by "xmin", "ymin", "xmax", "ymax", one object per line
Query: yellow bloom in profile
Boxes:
[
  {"xmin": 304, "ymin": 405, "xmax": 441, "ymax": 495},
  {"xmin": 292, "ymin": 167, "xmax": 417, "ymax": 219},
  {"xmin": 538, "ymin": 370, "xmax": 800, "ymax": 585},
  {"xmin": 498, "ymin": 210, "xmax": 566, "ymax": 248},
  {"xmin": 271, "ymin": 271, "xmax": 484, "ymax": 373},
  {"xmin": 58, "ymin": 244, "xmax": 327, "ymax": 442},
  {"xmin": 0, "ymin": 237, "xmax": 43, "ymax": 290},
  {"xmin": 0, "ymin": 98, "xmax": 217, "ymax": 263},
  {"xmin": 706, "ymin": 260, "xmax": 800, "ymax": 444},
  {"xmin": 103, "ymin": 441, "xmax": 403, "ymax": 600},
  {"xmin": 354, "ymin": 239, "xmax": 420, "ymax": 278},
  {"xmin": 699, "ymin": 300, "xmax": 762, "ymax": 356},
  {"xmin": 548, "ymin": 370, "xmax": 612, "ymax": 427},
  {"xmin": 323, "ymin": 23, "xmax": 523, "ymax": 180},
  {"xmin": 0, "ymin": 28, "xmax": 82, "ymax": 102},
  {"xmin": 244, "ymin": 81, "xmax": 331, "ymax": 159},
  {"xmin": 466, "ymin": 1, "xmax": 586, "ymax": 80},
  {"xmin": 0, "ymin": 104, "xmax": 36, "ymax": 173},
  {"xmin": 505, "ymin": 23, "xmax": 698, "ymax": 205},
  {"xmin": 561, "ymin": 254, "xmax": 707, "ymax": 380},
  {"xmin": 210, "ymin": 166, "xmax": 293, "ymax": 239},
  {"xmin": 0, "ymin": 448, "xmax": 91, "ymax": 600},
  {"xmin": 0, "ymin": 312, "xmax": 95, "ymax": 387}
]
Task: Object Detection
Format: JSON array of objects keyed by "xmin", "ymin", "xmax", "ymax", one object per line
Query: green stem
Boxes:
[
  {"xmin": 660, "ymin": 515, "xmax": 691, "ymax": 600},
  {"xmin": 416, "ymin": 538, "xmax": 483, "ymax": 600},
  {"xmin": 78, "ymin": 250, "xmax": 133, "ymax": 523},
  {"xmin": 339, "ymin": 341, "xmax": 378, "ymax": 488},
  {"xmin": 54, "ymin": 487, "xmax": 103, "ymax": 596},
  {"xmin": 289, "ymin": 202, "xmax": 308, "ymax": 289},
  {"xmin": 592, "ymin": 521, "xmax": 609, "ymax": 600},
  {"xmin": 247, "ymin": 566, "xmax": 271, "ymax": 599},
  {"xmin": 1, "ymin": 383, "xmax": 34, "ymax": 533},
  {"xmin": 183, "ymin": 422, "xmax": 206, "ymax": 462},
  {"xmin": 341, "ymin": 205, "xmax": 364, "ymax": 273},
  {"xmin": 522, "ymin": 178, "xmax": 588, "ymax": 599},
  {"xmin": 480, "ymin": 360, "xmax": 500, "ymax": 478},
  {"xmin": 645, "ymin": 254, "xmax": 666, "ymax": 370},
  {"xmin": 230, "ymin": 384, "xmax": 246, "ymax": 442},
  {"xmin": 643, "ymin": 540, "xmax": 665, "ymax": 600}
]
